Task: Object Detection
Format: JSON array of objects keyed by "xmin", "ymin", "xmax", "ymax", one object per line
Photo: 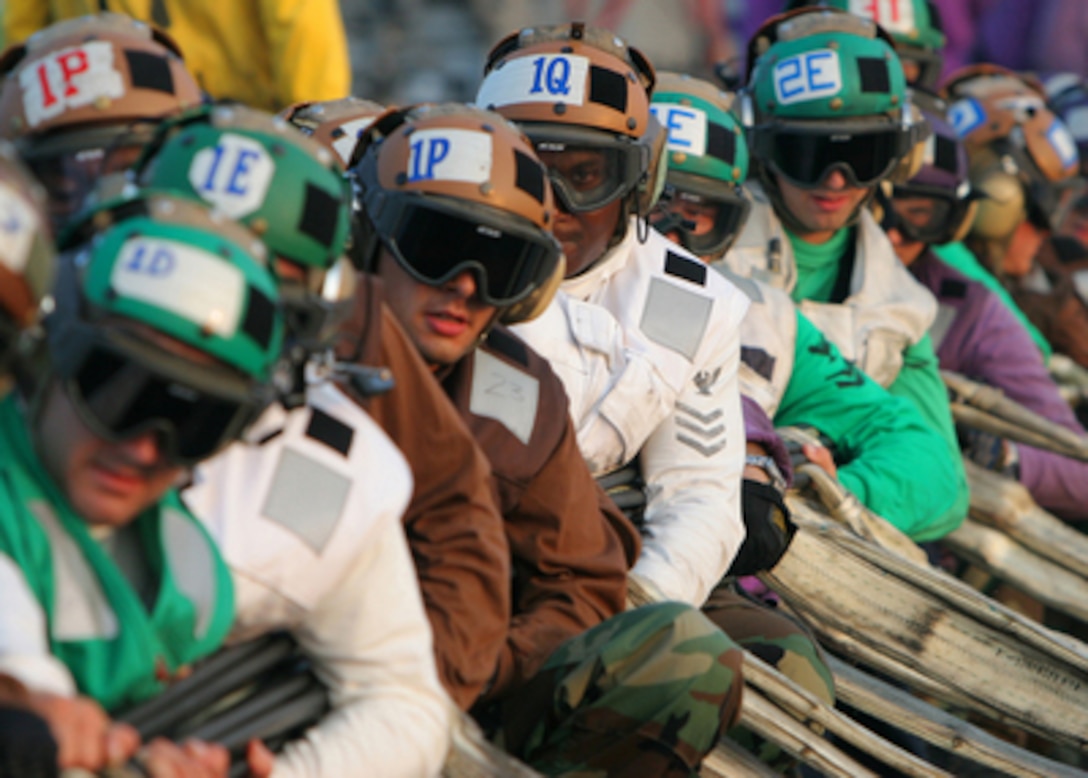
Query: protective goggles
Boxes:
[
  {"xmin": 60, "ymin": 335, "xmax": 264, "ymax": 466},
  {"xmin": 890, "ymin": 182, "xmax": 977, "ymax": 245},
  {"xmin": 651, "ymin": 185, "xmax": 751, "ymax": 259},
  {"xmin": 370, "ymin": 195, "xmax": 561, "ymax": 307},
  {"xmin": 527, "ymin": 126, "xmax": 647, "ymax": 212},
  {"xmin": 757, "ymin": 126, "xmax": 908, "ymax": 189}
]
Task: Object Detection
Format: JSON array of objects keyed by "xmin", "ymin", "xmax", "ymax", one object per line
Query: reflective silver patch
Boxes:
[
  {"xmin": 470, "ymin": 349, "xmax": 539, "ymax": 445},
  {"xmin": 161, "ymin": 508, "xmax": 217, "ymax": 640},
  {"xmin": 929, "ymin": 303, "xmax": 957, "ymax": 352},
  {"xmin": 31, "ymin": 501, "xmax": 118, "ymax": 641},
  {"xmin": 640, "ymin": 278, "xmax": 712, "ymax": 360},
  {"xmin": 261, "ymin": 448, "xmax": 351, "ymax": 553}
]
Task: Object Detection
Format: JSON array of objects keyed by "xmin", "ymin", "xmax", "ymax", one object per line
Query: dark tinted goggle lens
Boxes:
[
  {"xmin": 534, "ymin": 145, "xmax": 635, "ymax": 212},
  {"xmin": 769, "ymin": 130, "xmax": 901, "ymax": 188},
  {"xmin": 384, "ymin": 203, "xmax": 559, "ymax": 306},
  {"xmin": 67, "ymin": 347, "xmax": 252, "ymax": 464}
]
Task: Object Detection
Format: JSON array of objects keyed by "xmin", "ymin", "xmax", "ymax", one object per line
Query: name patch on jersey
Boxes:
[
  {"xmin": 774, "ymin": 50, "xmax": 842, "ymax": 106},
  {"xmin": 331, "ymin": 116, "xmax": 376, "ymax": 164},
  {"xmin": 640, "ymin": 277, "xmax": 712, "ymax": 361},
  {"xmin": 948, "ymin": 97, "xmax": 986, "ymax": 138},
  {"xmin": 470, "ymin": 349, "xmax": 539, "ymax": 445},
  {"xmin": 651, "ymin": 103, "xmax": 708, "ymax": 156},
  {"xmin": 0, "ymin": 183, "xmax": 37, "ymax": 274},
  {"xmin": 476, "ymin": 54, "xmax": 590, "ymax": 109},
  {"xmin": 111, "ymin": 237, "xmax": 245, "ymax": 338},
  {"xmin": 262, "ymin": 448, "xmax": 351, "ymax": 554},
  {"xmin": 20, "ymin": 42, "xmax": 125, "ymax": 127},
  {"xmin": 406, "ymin": 128, "xmax": 492, "ymax": 184},
  {"xmin": 188, "ymin": 133, "xmax": 275, "ymax": 219},
  {"xmin": 848, "ymin": 0, "xmax": 916, "ymax": 34}
]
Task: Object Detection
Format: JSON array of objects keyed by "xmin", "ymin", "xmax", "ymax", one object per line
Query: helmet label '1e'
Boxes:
[
  {"xmin": 476, "ymin": 54, "xmax": 590, "ymax": 109},
  {"xmin": 848, "ymin": 0, "xmax": 916, "ymax": 34},
  {"xmin": 19, "ymin": 42, "xmax": 124, "ymax": 127},
  {"xmin": 651, "ymin": 104, "xmax": 708, "ymax": 156},
  {"xmin": 406, "ymin": 129, "xmax": 492, "ymax": 184},
  {"xmin": 188, "ymin": 133, "xmax": 275, "ymax": 219},
  {"xmin": 112, "ymin": 237, "xmax": 245, "ymax": 338},
  {"xmin": 774, "ymin": 50, "xmax": 843, "ymax": 106}
]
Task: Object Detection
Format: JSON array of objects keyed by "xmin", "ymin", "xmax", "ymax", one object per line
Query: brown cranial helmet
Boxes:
[
  {"xmin": 0, "ymin": 12, "xmax": 203, "ymax": 227},
  {"xmin": 279, "ymin": 96, "xmax": 388, "ymax": 167}
]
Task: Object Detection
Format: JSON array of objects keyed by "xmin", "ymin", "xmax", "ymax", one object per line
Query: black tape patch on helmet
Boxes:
[
  {"xmin": 241, "ymin": 286, "xmax": 276, "ymax": 350},
  {"xmin": 857, "ymin": 58, "xmax": 891, "ymax": 94},
  {"xmin": 741, "ymin": 346, "xmax": 776, "ymax": 381},
  {"xmin": 664, "ymin": 251, "xmax": 707, "ymax": 286},
  {"xmin": 934, "ymin": 134, "xmax": 958, "ymax": 174},
  {"xmin": 589, "ymin": 66, "xmax": 628, "ymax": 113},
  {"xmin": 298, "ymin": 184, "xmax": 339, "ymax": 248},
  {"xmin": 706, "ymin": 123, "xmax": 737, "ymax": 165},
  {"xmin": 514, "ymin": 149, "xmax": 546, "ymax": 203},
  {"xmin": 125, "ymin": 50, "xmax": 175, "ymax": 94},
  {"xmin": 306, "ymin": 406, "xmax": 354, "ymax": 456}
]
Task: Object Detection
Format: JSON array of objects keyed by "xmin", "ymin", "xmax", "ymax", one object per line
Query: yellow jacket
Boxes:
[{"xmin": 4, "ymin": 0, "xmax": 351, "ymax": 111}]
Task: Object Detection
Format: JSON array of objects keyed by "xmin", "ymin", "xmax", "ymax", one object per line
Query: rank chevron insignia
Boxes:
[{"xmin": 675, "ymin": 401, "xmax": 727, "ymax": 457}]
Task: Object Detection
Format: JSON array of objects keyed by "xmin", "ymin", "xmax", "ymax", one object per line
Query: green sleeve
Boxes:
[
  {"xmin": 933, "ymin": 241, "xmax": 1052, "ymax": 360},
  {"xmin": 886, "ymin": 333, "xmax": 969, "ymax": 540},
  {"xmin": 776, "ymin": 315, "xmax": 967, "ymax": 539}
]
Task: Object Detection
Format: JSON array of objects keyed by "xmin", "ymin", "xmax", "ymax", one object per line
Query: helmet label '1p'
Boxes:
[
  {"xmin": 406, "ymin": 129, "xmax": 493, "ymax": 184},
  {"xmin": 774, "ymin": 50, "xmax": 843, "ymax": 106},
  {"xmin": 0, "ymin": 183, "xmax": 38, "ymax": 274},
  {"xmin": 112, "ymin": 236, "xmax": 245, "ymax": 338},
  {"xmin": 651, "ymin": 103, "xmax": 708, "ymax": 157},
  {"xmin": 1047, "ymin": 120, "xmax": 1080, "ymax": 168},
  {"xmin": 848, "ymin": 0, "xmax": 916, "ymax": 34},
  {"xmin": 188, "ymin": 133, "xmax": 275, "ymax": 219},
  {"xmin": 19, "ymin": 42, "xmax": 125, "ymax": 127},
  {"xmin": 476, "ymin": 54, "xmax": 590, "ymax": 109}
]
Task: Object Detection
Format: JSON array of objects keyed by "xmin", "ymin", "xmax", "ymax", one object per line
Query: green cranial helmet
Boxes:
[
  {"xmin": 47, "ymin": 192, "xmax": 285, "ymax": 463},
  {"xmin": 650, "ymin": 72, "xmax": 752, "ymax": 258},
  {"xmin": 783, "ymin": 0, "xmax": 945, "ymax": 89}
]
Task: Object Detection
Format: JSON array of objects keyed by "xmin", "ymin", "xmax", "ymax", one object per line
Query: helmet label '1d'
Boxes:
[
  {"xmin": 0, "ymin": 182, "xmax": 38, "ymax": 273},
  {"xmin": 774, "ymin": 50, "xmax": 843, "ymax": 106},
  {"xmin": 651, "ymin": 103, "xmax": 708, "ymax": 157},
  {"xmin": 476, "ymin": 54, "xmax": 590, "ymax": 109},
  {"xmin": 848, "ymin": 0, "xmax": 916, "ymax": 34},
  {"xmin": 188, "ymin": 133, "xmax": 275, "ymax": 219},
  {"xmin": 19, "ymin": 42, "xmax": 124, "ymax": 127},
  {"xmin": 406, "ymin": 129, "xmax": 492, "ymax": 184},
  {"xmin": 111, "ymin": 237, "xmax": 245, "ymax": 338}
]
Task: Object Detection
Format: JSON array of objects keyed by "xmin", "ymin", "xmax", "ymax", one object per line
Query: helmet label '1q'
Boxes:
[
  {"xmin": 476, "ymin": 54, "xmax": 590, "ymax": 109},
  {"xmin": 848, "ymin": 0, "xmax": 917, "ymax": 34},
  {"xmin": 111, "ymin": 237, "xmax": 245, "ymax": 338},
  {"xmin": 19, "ymin": 42, "xmax": 124, "ymax": 127},
  {"xmin": 188, "ymin": 133, "xmax": 275, "ymax": 219},
  {"xmin": 406, "ymin": 128, "xmax": 492, "ymax": 184},
  {"xmin": 774, "ymin": 50, "xmax": 843, "ymax": 106},
  {"xmin": 0, "ymin": 183, "xmax": 37, "ymax": 274},
  {"xmin": 650, "ymin": 104, "xmax": 708, "ymax": 156}
]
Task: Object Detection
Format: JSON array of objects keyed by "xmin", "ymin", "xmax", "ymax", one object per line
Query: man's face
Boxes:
[
  {"xmin": 1003, "ymin": 219, "xmax": 1047, "ymax": 278},
  {"xmin": 30, "ymin": 143, "xmax": 145, "ymax": 233},
  {"xmin": 376, "ymin": 248, "xmax": 496, "ymax": 366},
  {"xmin": 535, "ymin": 148, "xmax": 624, "ymax": 276},
  {"xmin": 774, "ymin": 169, "xmax": 870, "ymax": 243},
  {"xmin": 651, "ymin": 197, "xmax": 720, "ymax": 262},
  {"xmin": 35, "ymin": 383, "xmax": 183, "ymax": 527}
]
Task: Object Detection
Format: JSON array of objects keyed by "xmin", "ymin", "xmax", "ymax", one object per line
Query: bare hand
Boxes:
[
  {"xmin": 27, "ymin": 691, "xmax": 139, "ymax": 770},
  {"xmin": 802, "ymin": 442, "xmax": 838, "ymax": 479},
  {"xmin": 136, "ymin": 738, "xmax": 230, "ymax": 778},
  {"xmin": 246, "ymin": 738, "xmax": 276, "ymax": 778}
]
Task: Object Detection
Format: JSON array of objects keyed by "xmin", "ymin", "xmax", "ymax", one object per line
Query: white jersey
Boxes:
[
  {"xmin": 725, "ymin": 186, "xmax": 936, "ymax": 387},
  {"xmin": 186, "ymin": 380, "xmax": 450, "ymax": 778},
  {"xmin": 516, "ymin": 219, "xmax": 750, "ymax": 606}
]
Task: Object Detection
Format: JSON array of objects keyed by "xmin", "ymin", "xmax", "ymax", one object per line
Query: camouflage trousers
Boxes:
[
  {"xmin": 492, "ymin": 601, "xmax": 744, "ymax": 777},
  {"xmin": 703, "ymin": 582, "xmax": 834, "ymax": 768}
]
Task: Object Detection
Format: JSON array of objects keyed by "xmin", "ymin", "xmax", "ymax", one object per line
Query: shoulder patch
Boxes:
[
  {"xmin": 261, "ymin": 448, "xmax": 351, "ymax": 553},
  {"xmin": 469, "ymin": 348, "xmax": 539, "ymax": 445},
  {"xmin": 938, "ymin": 278, "xmax": 968, "ymax": 300},
  {"xmin": 640, "ymin": 277, "xmax": 712, "ymax": 360},
  {"xmin": 305, "ymin": 407, "xmax": 354, "ymax": 457},
  {"xmin": 485, "ymin": 327, "xmax": 529, "ymax": 367},
  {"xmin": 740, "ymin": 346, "xmax": 777, "ymax": 382},
  {"xmin": 665, "ymin": 251, "xmax": 707, "ymax": 286}
]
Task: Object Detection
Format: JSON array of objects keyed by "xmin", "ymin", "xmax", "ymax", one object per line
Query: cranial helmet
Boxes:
[
  {"xmin": 0, "ymin": 12, "xmax": 203, "ymax": 227},
  {"xmin": 1044, "ymin": 72, "xmax": 1088, "ymax": 177},
  {"xmin": 280, "ymin": 96, "xmax": 388, "ymax": 167},
  {"xmin": 650, "ymin": 72, "xmax": 751, "ymax": 258},
  {"xmin": 349, "ymin": 102, "xmax": 563, "ymax": 325},
  {"xmin": 475, "ymin": 22, "xmax": 666, "ymax": 251}
]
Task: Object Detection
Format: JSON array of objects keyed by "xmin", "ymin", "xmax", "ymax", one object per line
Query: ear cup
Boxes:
[
  {"xmin": 636, "ymin": 114, "xmax": 668, "ymax": 214},
  {"xmin": 970, "ymin": 165, "xmax": 1025, "ymax": 241},
  {"xmin": 949, "ymin": 200, "xmax": 979, "ymax": 244}
]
